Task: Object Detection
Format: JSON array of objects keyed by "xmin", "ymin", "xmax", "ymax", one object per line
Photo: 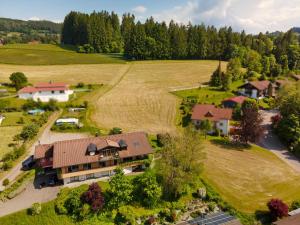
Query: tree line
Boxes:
[{"xmin": 62, "ymin": 11, "xmax": 300, "ymax": 75}]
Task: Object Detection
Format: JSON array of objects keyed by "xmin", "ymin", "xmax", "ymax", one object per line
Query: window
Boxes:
[
  {"xmin": 60, "ymin": 90, "xmax": 65, "ymax": 94},
  {"xmin": 68, "ymin": 165, "xmax": 79, "ymax": 173},
  {"xmin": 114, "ymin": 160, "xmax": 118, "ymax": 165},
  {"xmin": 219, "ymin": 122, "xmax": 223, "ymax": 126},
  {"xmin": 51, "ymin": 91, "xmax": 55, "ymax": 94},
  {"xmin": 86, "ymin": 173, "xmax": 94, "ymax": 179},
  {"xmin": 83, "ymin": 163, "xmax": 91, "ymax": 170},
  {"xmin": 99, "ymin": 161, "xmax": 106, "ymax": 167},
  {"xmin": 70, "ymin": 176, "xmax": 79, "ymax": 182}
]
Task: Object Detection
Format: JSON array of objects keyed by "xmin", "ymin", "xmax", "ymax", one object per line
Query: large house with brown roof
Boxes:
[
  {"xmin": 34, "ymin": 132, "xmax": 153, "ymax": 184},
  {"xmin": 191, "ymin": 104, "xmax": 232, "ymax": 135},
  {"xmin": 238, "ymin": 80, "xmax": 272, "ymax": 99},
  {"xmin": 18, "ymin": 82, "xmax": 73, "ymax": 102}
]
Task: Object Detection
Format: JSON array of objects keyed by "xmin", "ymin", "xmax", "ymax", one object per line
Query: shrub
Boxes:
[
  {"xmin": 20, "ymin": 124, "xmax": 39, "ymax": 141},
  {"xmin": 109, "ymin": 127, "xmax": 122, "ymax": 135},
  {"xmin": 114, "ymin": 205, "xmax": 137, "ymax": 225},
  {"xmin": 81, "ymin": 183, "xmax": 105, "ymax": 213},
  {"xmin": 30, "ymin": 203, "xmax": 42, "ymax": 215},
  {"xmin": 2, "ymin": 178, "xmax": 9, "ymax": 186},
  {"xmin": 2, "ymin": 161, "xmax": 13, "ymax": 170},
  {"xmin": 291, "ymin": 200, "xmax": 300, "ymax": 210},
  {"xmin": 55, "ymin": 188, "xmax": 71, "ymax": 214},
  {"xmin": 267, "ymin": 198, "xmax": 289, "ymax": 221},
  {"xmin": 208, "ymin": 202, "xmax": 217, "ymax": 211},
  {"xmin": 76, "ymin": 82, "xmax": 85, "ymax": 88}
]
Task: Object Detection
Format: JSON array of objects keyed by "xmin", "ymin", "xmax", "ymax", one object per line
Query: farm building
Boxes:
[
  {"xmin": 34, "ymin": 132, "xmax": 153, "ymax": 184},
  {"xmin": 28, "ymin": 109, "xmax": 45, "ymax": 115},
  {"xmin": 222, "ymin": 96, "xmax": 247, "ymax": 108},
  {"xmin": 18, "ymin": 82, "xmax": 73, "ymax": 102},
  {"xmin": 55, "ymin": 118, "xmax": 79, "ymax": 125},
  {"xmin": 191, "ymin": 104, "xmax": 232, "ymax": 135},
  {"xmin": 238, "ymin": 81, "xmax": 272, "ymax": 99}
]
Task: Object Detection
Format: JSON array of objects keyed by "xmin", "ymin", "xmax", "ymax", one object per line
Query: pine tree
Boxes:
[{"xmin": 210, "ymin": 61, "xmax": 222, "ymax": 87}]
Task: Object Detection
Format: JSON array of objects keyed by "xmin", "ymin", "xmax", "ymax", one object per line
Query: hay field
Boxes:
[
  {"xmin": 0, "ymin": 44, "xmax": 125, "ymax": 65},
  {"xmin": 92, "ymin": 60, "xmax": 224, "ymax": 134},
  {"xmin": 202, "ymin": 140, "xmax": 300, "ymax": 213},
  {"xmin": 0, "ymin": 64, "xmax": 130, "ymax": 85}
]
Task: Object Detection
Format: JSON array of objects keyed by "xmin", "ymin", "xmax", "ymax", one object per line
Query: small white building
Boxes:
[
  {"xmin": 18, "ymin": 82, "xmax": 73, "ymax": 102},
  {"xmin": 55, "ymin": 118, "xmax": 79, "ymax": 126},
  {"xmin": 0, "ymin": 115, "xmax": 5, "ymax": 125},
  {"xmin": 191, "ymin": 104, "xmax": 233, "ymax": 135}
]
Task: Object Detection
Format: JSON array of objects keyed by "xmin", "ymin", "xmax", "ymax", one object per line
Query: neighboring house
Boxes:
[
  {"xmin": 0, "ymin": 115, "xmax": 5, "ymax": 125},
  {"xmin": 191, "ymin": 104, "xmax": 232, "ymax": 135},
  {"xmin": 274, "ymin": 80, "xmax": 290, "ymax": 91},
  {"xmin": 34, "ymin": 132, "xmax": 153, "ymax": 184},
  {"xmin": 238, "ymin": 81, "xmax": 271, "ymax": 99},
  {"xmin": 222, "ymin": 96, "xmax": 248, "ymax": 108},
  {"xmin": 55, "ymin": 118, "xmax": 79, "ymax": 126},
  {"xmin": 18, "ymin": 82, "xmax": 73, "ymax": 102}
]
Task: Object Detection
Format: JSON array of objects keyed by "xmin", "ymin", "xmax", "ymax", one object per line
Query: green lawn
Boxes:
[
  {"xmin": 0, "ymin": 126, "xmax": 22, "ymax": 159},
  {"xmin": 202, "ymin": 138, "xmax": 300, "ymax": 213},
  {"xmin": 173, "ymin": 80, "xmax": 243, "ymax": 106},
  {"xmin": 0, "ymin": 44, "xmax": 126, "ymax": 65}
]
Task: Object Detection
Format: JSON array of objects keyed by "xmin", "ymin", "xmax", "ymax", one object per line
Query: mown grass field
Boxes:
[
  {"xmin": 92, "ymin": 60, "xmax": 226, "ymax": 134},
  {"xmin": 0, "ymin": 44, "xmax": 126, "ymax": 65},
  {"xmin": 202, "ymin": 139, "xmax": 300, "ymax": 213}
]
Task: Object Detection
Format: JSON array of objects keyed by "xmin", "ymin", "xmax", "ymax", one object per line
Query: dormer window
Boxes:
[
  {"xmin": 87, "ymin": 143, "xmax": 97, "ymax": 156},
  {"xmin": 118, "ymin": 139, "xmax": 128, "ymax": 150}
]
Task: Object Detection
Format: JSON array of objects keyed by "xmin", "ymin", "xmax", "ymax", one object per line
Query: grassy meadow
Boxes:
[
  {"xmin": 202, "ymin": 138, "xmax": 300, "ymax": 213},
  {"xmin": 0, "ymin": 44, "xmax": 125, "ymax": 65}
]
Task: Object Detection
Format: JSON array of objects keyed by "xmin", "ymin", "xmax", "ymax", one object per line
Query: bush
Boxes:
[
  {"xmin": 20, "ymin": 124, "xmax": 39, "ymax": 141},
  {"xmin": 30, "ymin": 203, "xmax": 42, "ymax": 215},
  {"xmin": 81, "ymin": 183, "xmax": 105, "ymax": 213},
  {"xmin": 291, "ymin": 200, "xmax": 300, "ymax": 210},
  {"xmin": 2, "ymin": 161, "xmax": 13, "ymax": 170},
  {"xmin": 2, "ymin": 178, "xmax": 9, "ymax": 186},
  {"xmin": 55, "ymin": 188, "xmax": 71, "ymax": 214},
  {"xmin": 267, "ymin": 198, "xmax": 289, "ymax": 221},
  {"xmin": 109, "ymin": 127, "xmax": 122, "ymax": 135},
  {"xmin": 76, "ymin": 82, "xmax": 85, "ymax": 88}
]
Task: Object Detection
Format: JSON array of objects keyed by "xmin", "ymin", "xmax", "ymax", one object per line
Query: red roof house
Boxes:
[
  {"xmin": 222, "ymin": 96, "xmax": 247, "ymax": 108},
  {"xmin": 18, "ymin": 82, "xmax": 73, "ymax": 102},
  {"xmin": 191, "ymin": 104, "xmax": 232, "ymax": 135}
]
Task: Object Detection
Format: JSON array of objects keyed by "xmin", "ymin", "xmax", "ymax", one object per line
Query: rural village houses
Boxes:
[
  {"xmin": 191, "ymin": 104, "xmax": 233, "ymax": 136},
  {"xmin": 18, "ymin": 82, "xmax": 73, "ymax": 102},
  {"xmin": 34, "ymin": 132, "xmax": 153, "ymax": 184}
]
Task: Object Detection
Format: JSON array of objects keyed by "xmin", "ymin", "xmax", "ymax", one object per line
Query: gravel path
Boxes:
[{"xmin": 258, "ymin": 110, "xmax": 300, "ymax": 173}]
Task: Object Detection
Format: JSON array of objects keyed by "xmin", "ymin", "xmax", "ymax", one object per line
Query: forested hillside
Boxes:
[
  {"xmin": 61, "ymin": 11, "xmax": 300, "ymax": 76},
  {"xmin": 0, "ymin": 18, "xmax": 61, "ymax": 44},
  {"xmin": 0, "ymin": 18, "xmax": 61, "ymax": 34}
]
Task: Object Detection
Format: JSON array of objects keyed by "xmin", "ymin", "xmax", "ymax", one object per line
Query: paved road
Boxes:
[{"xmin": 258, "ymin": 110, "xmax": 300, "ymax": 173}]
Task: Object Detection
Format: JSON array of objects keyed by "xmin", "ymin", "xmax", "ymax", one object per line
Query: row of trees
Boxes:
[
  {"xmin": 61, "ymin": 11, "xmax": 300, "ymax": 77},
  {"xmin": 273, "ymin": 82, "xmax": 300, "ymax": 157}
]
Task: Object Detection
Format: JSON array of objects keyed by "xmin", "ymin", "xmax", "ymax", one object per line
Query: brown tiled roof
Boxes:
[
  {"xmin": 18, "ymin": 82, "xmax": 69, "ymax": 94},
  {"xmin": 191, "ymin": 104, "xmax": 232, "ymax": 121},
  {"xmin": 273, "ymin": 213, "xmax": 300, "ymax": 225},
  {"xmin": 239, "ymin": 81, "xmax": 270, "ymax": 91},
  {"xmin": 34, "ymin": 144, "xmax": 53, "ymax": 159},
  {"xmin": 35, "ymin": 132, "xmax": 153, "ymax": 169},
  {"xmin": 223, "ymin": 96, "xmax": 247, "ymax": 104}
]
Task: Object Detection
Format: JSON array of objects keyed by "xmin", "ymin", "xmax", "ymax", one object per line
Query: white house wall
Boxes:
[{"xmin": 19, "ymin": 90, "xmax": 73, "ymax": 102}]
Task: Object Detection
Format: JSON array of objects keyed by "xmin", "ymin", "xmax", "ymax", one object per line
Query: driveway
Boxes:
[{"xmin": 258, "ymin": 110, "xmax": 300, "ymax": 173}]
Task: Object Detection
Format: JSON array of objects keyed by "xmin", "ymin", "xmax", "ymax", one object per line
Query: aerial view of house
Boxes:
[
  {"xmin": 1, "ymin": 1, "xmax": 300, "ymax": 225},
  {"xmin": 34, "ymin": 132, "xmax": 153, "ymax": 184},
  {"xmin": 191, "ymin": 104, "xmax": 232, "ymax": 135},
  {"xmin": 18, "ymin": 82, "xmax": 73, "ymax": 102},
  {"xmin": 238, "ymin": 80, "xmax": 272, "ymax": 99}
]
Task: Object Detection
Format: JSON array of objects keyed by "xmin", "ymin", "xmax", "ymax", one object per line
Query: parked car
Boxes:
[{"xmin": 22, "ymin": 155, "xmax": 35, "ymax": 170}]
